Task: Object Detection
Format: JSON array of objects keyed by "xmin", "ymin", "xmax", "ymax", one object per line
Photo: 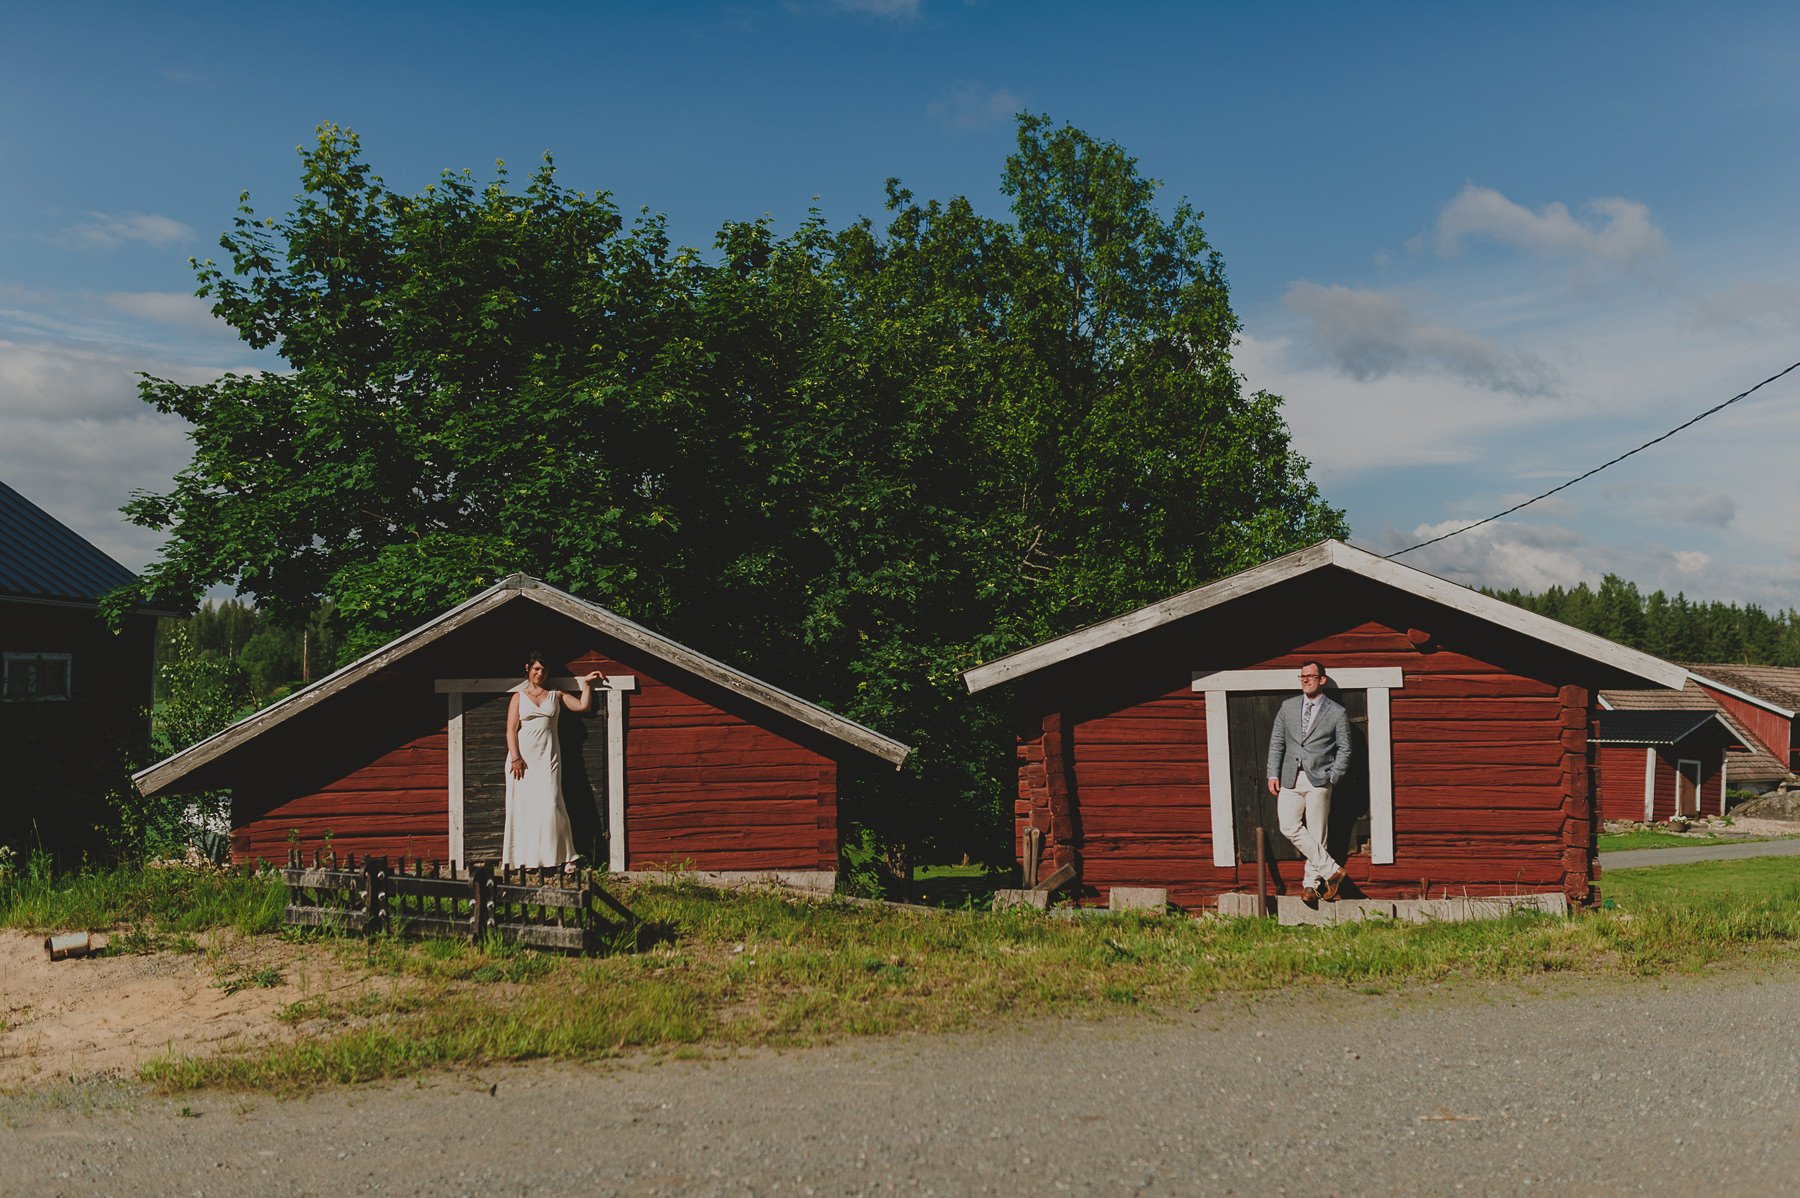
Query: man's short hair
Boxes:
[{"xmin": 1300, "ymin": 660, "xmax": 1325, "ymax": 678}]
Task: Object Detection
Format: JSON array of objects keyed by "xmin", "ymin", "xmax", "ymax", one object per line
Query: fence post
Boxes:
[
  {"xmin": 469, "ymin": 864, "xmax": 491, "ymax": 942},
  {"xmin": 364, "ymin": 855, "xmax": 388, "ymax": 936}
]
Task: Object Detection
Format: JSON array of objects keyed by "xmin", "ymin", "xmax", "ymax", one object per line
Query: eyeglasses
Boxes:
[{"xmin": 1298, "ymin": 672, "xmax": 1322, "ymax": 681}]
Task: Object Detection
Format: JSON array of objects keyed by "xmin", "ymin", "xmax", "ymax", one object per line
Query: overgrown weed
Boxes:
[{"xmin": 137, "ymin": 861, "xmax": 1800, "ymax": 1094}]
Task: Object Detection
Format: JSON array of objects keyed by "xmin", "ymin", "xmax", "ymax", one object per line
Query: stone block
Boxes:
[
  {"xmin": 1276, "ymin": 896, "xmax": 1396, "ymax": 926},
  {"xmin": 1216, "ymin": 892, "xmax": 1271, "ymax": 918},
  {"xmin": 1109, "ymin": 887, "xmax": 1167, "ymax": 912},
  {"xmin": 992, "ymin": 889, "xmax": 1050, "ymax": 912}
]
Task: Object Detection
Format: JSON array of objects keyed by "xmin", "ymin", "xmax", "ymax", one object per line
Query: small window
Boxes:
[{"xmin": 3, "ymin": 652, "xmax": 72, "ymax": 701}]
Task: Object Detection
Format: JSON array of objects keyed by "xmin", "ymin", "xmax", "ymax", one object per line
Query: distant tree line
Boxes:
[
  {"xmin": 155, "ymin": 600, "xmax": 345, "ymax": 704},
  {"xmin": 1485, "ymin": 575, "xmax": 1800, "ymax": 666}
]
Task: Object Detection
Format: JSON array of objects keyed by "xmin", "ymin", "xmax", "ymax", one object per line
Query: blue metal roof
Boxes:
[{"xmin": 0, "ymin": 478, "xmax": 139, "ymax": 604}]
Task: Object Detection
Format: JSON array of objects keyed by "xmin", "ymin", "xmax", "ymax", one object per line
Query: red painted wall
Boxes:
[
  {"xmin": 223, "ymin": 601, "xmax": 839, "ymax": 872},
  {"xmin": 1695, "ymin": 683, "xmax": 1791, "ymax": 767},
  {"xmin": 1010, "ymin": 577, "xmax": 1615, "ymax": 909}
]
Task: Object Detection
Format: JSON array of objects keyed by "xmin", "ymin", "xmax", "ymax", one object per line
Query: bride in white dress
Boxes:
[{"xmin": 504, "ymin": 651, "xmax": 605, "ymax": 870}]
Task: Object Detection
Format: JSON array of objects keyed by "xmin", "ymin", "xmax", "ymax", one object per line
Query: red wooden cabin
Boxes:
[
  {"xmin": 133, "ymin": 575, "xmax": 909, "ymax": 890},
  {"xmin": 1600, "ymin": 678, "xmax": 1787, "ymax": 802},
  {"xmin": 961, "ymin": 540, "xmax": 1685, "ymax": 911},
  {"xmin": 1683, "ymin": 665, "xmax": 1800, "ymax": 778},
  {"xmin": 1590, "ymin": 710, "xmax": 1743, "ymax": 821}
]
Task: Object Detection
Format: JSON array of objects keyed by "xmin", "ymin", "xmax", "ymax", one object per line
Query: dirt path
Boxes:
[
  {"xmin": 0, "ymin": 932, "xmax": 367, "ymax": 1089},
  {"xmin": 5, "ymin": 967, "xmax": 1800, "ymax": 1196}
]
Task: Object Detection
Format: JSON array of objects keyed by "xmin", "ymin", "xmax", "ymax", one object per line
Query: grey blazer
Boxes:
[{"xmin": 1266, "ymin": 692, "xmax": 1352, "ymax": 788}]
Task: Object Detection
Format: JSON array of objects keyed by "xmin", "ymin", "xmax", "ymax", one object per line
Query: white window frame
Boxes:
[
  {"xmin": 3, "ymin": 652, "xmax": 72, "ymax": 701},
  {"xmin": 1192, "ymin": 667, "xmax": 1404, "ymax": 867},
  {"xmin": 435, "ymin": 675, "xmax": 637, "ymax": 870}
]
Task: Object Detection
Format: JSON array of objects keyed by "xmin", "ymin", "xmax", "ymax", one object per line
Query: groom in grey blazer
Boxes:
[{"xmin": 1265, "ymin": 661, "xmax": 1353, "ymax": 901}]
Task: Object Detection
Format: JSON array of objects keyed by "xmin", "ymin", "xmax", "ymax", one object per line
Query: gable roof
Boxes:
[
  {"xmin": 134, "ymin": 574, "xmax": 910, "ymax": 796},
  {"xmin": 1591, "ymin": 709, "xmax": 1744, "ymax": 747},
  {"xmin": 962, "ymin": 539, "xmax": 1688, "ymax": 693},
  {"xmin": 1601, "ymin": 679, "xmax": 1789, "ymax": 782},
  {"xmin": 1683, "ymin": 664, "xmax": 1800, "ymax": 717},
  {"xmin": 0, "ymin": 478, "xmax": 138, "ymax": 605}
]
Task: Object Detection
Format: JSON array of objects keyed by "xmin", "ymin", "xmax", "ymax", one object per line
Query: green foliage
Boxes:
[
  {"xmin": 114, "ymin": 117, "xmax": 1345, "ymax": 861},
  {"xmin": 158, "ymin": 599, "xmax": 345, "ymax": 701},
  {"xmin": 1487, "ymin": 574, "xmax": 1800, "ymax": 665}
]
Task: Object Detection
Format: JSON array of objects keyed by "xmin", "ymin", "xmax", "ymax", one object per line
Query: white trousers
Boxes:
[{"xmin": 1277, "ymin": 770, "xmax": 1340, "ymax": 887}]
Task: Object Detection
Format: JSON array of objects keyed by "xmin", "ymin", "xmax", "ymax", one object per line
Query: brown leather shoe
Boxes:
[
  {"xmin": 1301, "ymin": 885, "xmax": 1320, "ymax": 904},
  {"xmin": 1322, "ymin": 869, "xmax": 1347, "ymax": 901}
]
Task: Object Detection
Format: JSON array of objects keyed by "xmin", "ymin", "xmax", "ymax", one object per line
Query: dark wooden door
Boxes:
[
  {"xmin": 1230, "ymin": 692, "xmax": 1297, "ymax": 862},
  {"xmin": 461, "ymin": 692, "xmax": 608, "ymax": 866},
  {"xmin": 1230, "ymin": 689, "xmax": 1370, "ymax": 865}
]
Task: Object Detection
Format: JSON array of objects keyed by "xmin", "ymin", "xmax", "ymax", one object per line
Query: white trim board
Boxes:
[
  {"xmin": 435, "ymin": 676, "xmax": 638, "ymax": 693},
  {"xmin": 1643, "ymin": 747, "xmax": 1658, "ymax": 821},
  {"xmin": 1193, "ymin": 668, "xmax": 1403, "ymax": 867},
  {"xmin": 442, "ymin": 675, "xmax": 632, "ymax": 871},
  {"xmin": 1192, "ymin": 667, "xmax": 1404, "ymax": 691},
  {"xmin": 134, "ymin": 573, "xmax": 910, "ymax": 797},
  {"xmin": 963, "ymin": 539, "xmax": 1686, "ymax": 694}
]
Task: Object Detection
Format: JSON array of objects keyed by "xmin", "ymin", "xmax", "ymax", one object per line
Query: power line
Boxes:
[{"xmin": 1386, "ymin": 357, "xmax": 1800, "ymax": 559}]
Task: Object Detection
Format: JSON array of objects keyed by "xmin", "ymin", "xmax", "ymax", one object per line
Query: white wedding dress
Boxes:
[{"xmin": 502, "ymin": 688, "xmax": 575, "ymax": 868}]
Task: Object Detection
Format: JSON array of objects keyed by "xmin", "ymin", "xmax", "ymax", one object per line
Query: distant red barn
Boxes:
[
  {"xmin": 961, "ymin": 540, "xmax": 1686, "ymax": 911},
  {"xmin": 133, "ymin": 575, "xmax": 909, "ymax": 889},
  {"xmin": 1683, "ymin": 664, "xmax": 1800, "ymax": 778},
  {"xmin": 1599, "ymin": 678, "xmax": 1787, "ymax": 802},
  {"xmin": 1591, "ymin": 710, "xmax": 1743, "ymax": 821}
]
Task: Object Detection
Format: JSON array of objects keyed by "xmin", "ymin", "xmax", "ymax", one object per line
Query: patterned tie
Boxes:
[{"xmin": 1301, "ymin": 697, "xmax": 1317, "ymax": 738}]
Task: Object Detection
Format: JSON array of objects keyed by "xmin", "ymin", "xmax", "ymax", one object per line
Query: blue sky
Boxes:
[{"xmin": 7, "ymin": 1, "xmax": 1800, "ymax": 606}]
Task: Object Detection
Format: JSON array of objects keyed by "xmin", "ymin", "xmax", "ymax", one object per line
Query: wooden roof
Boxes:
[
  {"xmin": 1683, "ymin": 664, "xmax": 1800, "ymax": 717},
  {"xmin": 1601, "ymin": 679, "xmax": 1788, "ymax": 782},
  {"xmin": 962, "ymin": 539, "xmax": 1688, "ymax": 694},
  {"xmin": 134, "ymin": 574, "xmax": 910, "ymax": 796}
]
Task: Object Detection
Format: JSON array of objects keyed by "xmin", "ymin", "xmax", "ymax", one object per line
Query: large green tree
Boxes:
[{"xmin": 116, "ymin": 117, "xmax": 1345, "ymax": 863}]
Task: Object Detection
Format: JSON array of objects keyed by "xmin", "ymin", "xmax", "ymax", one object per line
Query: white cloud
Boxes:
[
  {"xmin": 826, "ymin": 0, "xmax": 919, "ymax": 17},
  {"xmin": 1603, "ymin": 482, "xmax": 1737, "ymax": 529},
  {"xmin": 1282, "ymin": 281, "xmax": 1557, "ymax": 396},
  {"xmin": 101, "ymin": 291, "xmax": 230, "ymax": 335},
  {"xmin": 1365, "ymin": 520, "xmax": 1800, "ymax": 608},
  {"xmin": 1431, "ymin": 184, "xmax": 1665, "ymax": 269},
  {"xmin": 52, "ymin": 212, "xmax": 194, "ymax": 252},
  {"xmin": 928, "ymin": 83, "xmax": 1024, "ymax": 130},
  {"xmin": 1694, "ymin": 282, "xmax": 1800, "ymax": 333}
]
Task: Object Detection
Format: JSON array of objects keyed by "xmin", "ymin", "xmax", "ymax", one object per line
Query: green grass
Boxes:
[
  {"xmin": 14, "ymin": 859, "xmax": 1800, "ymax": 1096},
  {"xmin": 139, "ymin": 866, "xmax": 1800, "ymax": 1095},
  {"xmin": 0, "ymin": 862, "xmax": 286, "ymax": 945},
  {"xmin": 1605, "ymin": 853, "xmax": 1800, "ymax": 906}
]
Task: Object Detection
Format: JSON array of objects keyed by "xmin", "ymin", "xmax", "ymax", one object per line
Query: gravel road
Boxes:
[
  {"xmin": 1601, "ymin": 838, "xmax": 1800, "ymax": 869},
  {"xmin": 6, "ymin": 968, "xmax": 1800, "ymax": 1196}
]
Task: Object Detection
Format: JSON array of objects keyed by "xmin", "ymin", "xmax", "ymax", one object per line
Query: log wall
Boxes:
[
  {"xmin": 227, "ymin": 604, "xmax": 838, "ymax": 872},
  {"xmin": 1009, "ymin": 579, "xmax": 1632, "ymax": 911}
]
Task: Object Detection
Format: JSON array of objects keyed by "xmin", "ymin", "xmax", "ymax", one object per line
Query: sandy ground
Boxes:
[{"xmin": 0, "ymin": 931, "xmax": 368, "ymax": 1089}]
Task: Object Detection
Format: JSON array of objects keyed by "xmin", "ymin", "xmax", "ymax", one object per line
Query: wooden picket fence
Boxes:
[{"xmin": 281, "ymin": 849, "xmax": 639, "ymax": 952}]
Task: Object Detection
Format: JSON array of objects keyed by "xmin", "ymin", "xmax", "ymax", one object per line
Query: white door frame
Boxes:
[
  {"xmin": 1676, "ymin": 757, "xmax": 1703, "ymax": 816},
  {"xmin": 437, "ymin": 675, "xmax": 637, "ymax": 870},
  {"xmin": 1191, "ymin": 668, "xmax": 1404, "ymax": 867}
]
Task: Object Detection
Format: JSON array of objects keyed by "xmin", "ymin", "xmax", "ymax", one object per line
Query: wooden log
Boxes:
[
  {"xmin": 1034, "ymin": 862, "xmax": 1077, "ymax": 894},
  {"xmin": 1559, "ymin": 684, "xmax": 1590, "ymax": 707}
]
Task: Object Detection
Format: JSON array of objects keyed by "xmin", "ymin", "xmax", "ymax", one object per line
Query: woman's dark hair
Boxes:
[{"xmin": 524, "ymin": 649, "xmax": 548, "ymax": 670}]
